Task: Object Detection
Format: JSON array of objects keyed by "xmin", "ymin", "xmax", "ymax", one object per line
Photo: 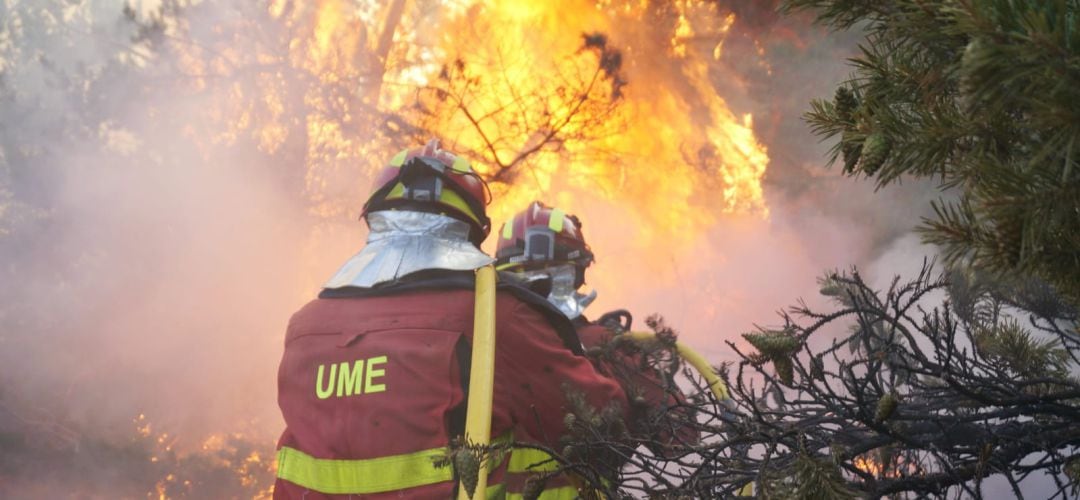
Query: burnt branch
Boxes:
[
  {"xmin": 412, "ymin": 33, "xmax": 628, "ymax": 185},
  {"xmin": 541, "ymin": 262, "xmax": 1080, "ymax": 498}
]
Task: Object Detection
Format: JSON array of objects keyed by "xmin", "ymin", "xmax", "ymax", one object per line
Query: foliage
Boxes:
[
  {"xmin": 785, "ymin": 0, "xmax": 1080, "ymax": 307},
  {"xmin": 548, "ymin": 264, "xmax": 1079, "ymax": 498}
]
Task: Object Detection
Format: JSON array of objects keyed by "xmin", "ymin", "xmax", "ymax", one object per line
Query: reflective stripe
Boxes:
[
  {"xmin": 275, "ymin": 432, "xmax": 515, "ymax": 494},
  {"xmin": 452, "ymin": 156, "xmax": 473, "ymax": 172},
  {"xmin": 501, "ymin": 222, "xmax": 514, "ymax": 240},
  {"xmin": 276, "ymin": 446, "xmax": 452, "ymax": 494},
  {"xmin": 439, "ymin": 188, "xmax": 483, "ymax": 226},
  {"xmin": 389, "ymin": 149, "xmax": 409, "ymax": 166},
  {"xmin": 506, "ymin": 485, "xmax": 579, "ymax": 500},
  {"xmin": 505, "ymin": 448, "xmax": 584, "ymax": 500},
  {"xmin": 547, "ymin": 208, "xmax": 565, "ymax": 232},
  {"xmin": 386, "ymin": 182, "xmax": 406, "ymax": 198},
  {"xmin": 508, "ymin": 448, "xmax": 559, "ymax": 473}
]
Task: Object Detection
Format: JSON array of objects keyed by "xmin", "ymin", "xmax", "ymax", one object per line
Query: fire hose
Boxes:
[
  {"xmin": 623, "ymin": 331, "xmax": 752, "ymax": 497},
  {"xmin": 458, "ymin": 266, "xmax": 742, "ymax": 498},
  {"xmin": 623, "ymin": 331, "xmax": 731, "ymax": 402},
  {"xmin": 458, "ymin": 265, "xmax": 498, "ymax": 500}
]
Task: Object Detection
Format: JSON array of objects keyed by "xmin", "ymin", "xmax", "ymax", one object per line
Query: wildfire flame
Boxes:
[
  {"xmin": 853, "ymin": 454, "xmax": 884, "ymax": 477},
  {"xmin": 135, "ymin": 414, "xmax": 276, "ymax": 499},
  {"xmin": 269, "ymin": 0, "xmax": 769, "ymax": 248},
  {"xmin": 853, "ymin": 451, "xmax": 919, "ymax": 479}
]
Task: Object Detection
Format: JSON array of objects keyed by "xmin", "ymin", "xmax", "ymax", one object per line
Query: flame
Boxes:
[
  {"xmin": 165, "ymin": 0, "xmax": 771, "ymax": 265},
  {"xmin": 133, "ymin": 414, "xmax": 275, "ymax": 498},
  {"xmin": 853, "ymin": 452, "xmax": 919, "ymax": 479},
  {"xmin": 149, "ymin": 0, "xmax": 767, "ymax": 301},
  {"xmin": 265, "ymin": 0, "xmax": 769, "ymax": 252},
  {"xmin": 396, "ymin": 0, "xmax": 770, "ymax": 248},
  {"xmin": 853, "ymin": 455, "xmax": 884, "ymax": 477}
]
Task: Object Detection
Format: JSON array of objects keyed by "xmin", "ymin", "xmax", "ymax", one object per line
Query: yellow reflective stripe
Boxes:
[
  {"xmin": 495, "ymin": 262, "xmax": 520, "ymax": 271},
  {"xmin": 452, "ymin": 156, "xmax": 473, "ymax": 172},
  {"xmin": 386, "ymin": 182, "xmax": 406, "ymax": 199},
  {"xmin": 508, "ymin": 448, "xmax": 559, "ymax": 473},
  {"xmin": 438, "ymin": 187, "xmax": 483, "ymax": 226},
  {"xmin": 547, "ymin": 208, "xmax": 565, "ymax": 232},
  {"xmin": 389, "ymin": 149, "xmax": 409, "ymax": 167},
  {"xmin": 506, "ymin": 486, "xmax": 578, "ymax": 500},
  {"xmin": 501, "ymin": 222, "xmax": 514, "ymax": 240},
  {"xmin": 276, "ymin": 446, "xmax": 451, "ymax": 494}
]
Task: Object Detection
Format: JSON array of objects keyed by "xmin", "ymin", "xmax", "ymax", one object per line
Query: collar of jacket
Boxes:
[
  {"xmin": 501, "ymin": 264, "xmax": 597, "ymax": 320},
  {"xmin": 323, "ymin": 210, "xmax": 494, "ymax": 289},
  {"xmin": 318, "ymin": 270, "xmax": 586, "ymax": 356}
]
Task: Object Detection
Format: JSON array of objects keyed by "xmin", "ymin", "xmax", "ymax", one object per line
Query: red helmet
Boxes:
[
  {"xmin": 362, "ymin": 139, "xmax": 491, "ymax": 245},
  {"xmin": 495, "ymin": 201, "xmax": 594, "ymax": 285}
]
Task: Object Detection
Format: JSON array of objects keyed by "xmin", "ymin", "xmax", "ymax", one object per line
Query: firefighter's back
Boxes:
[
  {"xmin": 274, "ymin": 142, "xmax": 627, "ymax": 499},
  {"xmin": 274, "ymin": 286, "xmax": 626, "ymax": 499},
  {"xmin": 275, "ymin": 288, "xmax": 475, "ymax": 499}
]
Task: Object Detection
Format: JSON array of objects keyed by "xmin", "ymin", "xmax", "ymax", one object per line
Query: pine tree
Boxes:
[
  {"xmin": 546, "ymin": 264, "xmax": 1078, "ymax": 498},
  {"xmin": 787, "ymin": 0, "xmax": 1080, "ymax": 307}
]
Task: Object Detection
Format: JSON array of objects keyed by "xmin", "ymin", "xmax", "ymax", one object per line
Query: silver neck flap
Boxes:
[
  {"xmin": 509, "ymin": 264, "xmax": 597, "ymax": 320},
  {"xmin": 323, "ymin": 210, "xmax": 493, "ymax": 289}
]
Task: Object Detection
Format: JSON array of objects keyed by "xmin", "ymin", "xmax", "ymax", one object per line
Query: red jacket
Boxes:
[{"xmin": 274, "ymin": 286, "xmax": 627, "ymax": 499}]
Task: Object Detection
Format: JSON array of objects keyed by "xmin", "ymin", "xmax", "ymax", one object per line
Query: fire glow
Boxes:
[
  {"xmin": 853, "ymin": 452, "xmax": 919, "ymax": 480},
  {"xmin": 259, "ymin": 0, "xmax": 769, "ymax": 240}
]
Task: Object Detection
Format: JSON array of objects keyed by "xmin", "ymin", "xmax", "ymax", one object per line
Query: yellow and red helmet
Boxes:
[
  {"xmin": 495, "ymin": 201, "xmax": 595, "ymax": 285},
  {"xmin": 362, "ymin": 139, "xmax": 491, "ymax": 245}
]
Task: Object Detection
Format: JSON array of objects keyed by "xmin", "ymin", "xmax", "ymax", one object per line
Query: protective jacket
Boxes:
[{"xmin": 273, "ymin": 272, "xmax": 627, "ymax": 499}]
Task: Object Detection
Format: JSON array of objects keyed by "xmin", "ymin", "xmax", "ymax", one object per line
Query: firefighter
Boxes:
[
  {"xmin": 495, "ymin": 201, "xmax": 700, "ymax": 460},
  {"xmin": 273, "ymin": 141, "xmax": 627, "ymax": 499}
]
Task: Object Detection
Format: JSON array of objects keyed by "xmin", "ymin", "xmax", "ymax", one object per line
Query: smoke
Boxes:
[
  {"xmin": 0, "ymin": 0, "xmax": 943, "ymax": 496},
  {"xmin": 0, "ymin": 1, "xmax": 334, "ymax": 494},
  {"xmin": 560, "ymin": 5, "xmax": 940, "ymax": 359}
]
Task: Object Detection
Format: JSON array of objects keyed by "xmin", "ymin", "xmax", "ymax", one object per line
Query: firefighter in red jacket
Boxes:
[
  {"xmin": 494, "ymin": 201, "xmax": 699, "ymax": 455},
  {"xmin": 274, "ymin": 142, "xmax": 627, "ymax": 499}
]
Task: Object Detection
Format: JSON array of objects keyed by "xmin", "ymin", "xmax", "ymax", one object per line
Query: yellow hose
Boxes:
[
  {"xmin": 625, "ymin": 331, "xmax": 730, "ymax": 402},
  {"xmin": 627, "ymin": 331, "xmax": 751, "ymax": 497},
  {"xmin": 458, "ymin": 265, "xmax": 497, "ymax": 500}
]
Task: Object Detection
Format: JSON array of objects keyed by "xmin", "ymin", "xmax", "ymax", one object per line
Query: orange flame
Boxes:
[
  {"xmin": 280, "ymin": 0, "xmax": 768, "ymax": 252},
  {"xmin": 854, "ymin": 455, "xmax": 884, "ymax": 477},
  {"xmin": 406, "ymin": 0, "xmax": 769, "ymax": 242},
  {"xmin": 853, "ymin": 452, "xmax": 918, "ymax": 479},
  {"xmin": 134, "ymin": 414, "xmax": 275, "ymax": 498}
]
